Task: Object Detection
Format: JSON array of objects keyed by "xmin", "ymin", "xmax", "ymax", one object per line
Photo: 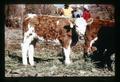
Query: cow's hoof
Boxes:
[
  {"xmin": 30, "ymin": 64, "xmax": 35, "ymax": 66},
  {"xmin": 23, "ymin": 63, "xmax": 28, "ymax": 66},
  {"xmin": 31, "ymin": 64, "xmax": 36, "ymax": 68},
  {"xmin": 29, "ymin": 62, "xmax": 35, "ymax": 66},
  {"xmin": 64, "ymin": 60, "xmax": 71, "ymax": 65}
]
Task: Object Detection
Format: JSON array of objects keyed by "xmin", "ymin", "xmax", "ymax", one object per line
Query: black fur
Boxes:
[
  {"xmin": 64, "ymin": 25, "xmax": 79, "ymax": 47},
  {"xmin": 91, "ymin": 26, "xmax": 116, "ymax": 71},
  {"xmin": 71, "ymin": 26, "xmax": 79, "ymax": 47}
]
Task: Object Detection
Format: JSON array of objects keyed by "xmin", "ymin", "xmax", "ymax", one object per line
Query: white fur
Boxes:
[
  {"xmin": 23, "ymin": 24, "xmax": 36, "ymax": 43},
  {"xmin": 87, "ymin": 37, "xmax": 98, "ymax": 54},
  {"xmin": 90, "ymin": 37, "xmax": 98, "ymax": 48},
  {"xmin": 70, "ymin": 22, "xmax": 74, "ymax": 28},
  {"xmin": 21, "ymin": 24, "xmax": 37, "ymax": 66},
  {"xmin": 56, "ymin": 20, "xmax": 59, "ymax": 25},
  {"xmin": 27, "ymin": 13, "xmax": 37, "ymax": 19},
  {"xmin": 23, "ymin": 32, "xmax": 36, "ymax": 45},
  {"xmin": 37, "ymin": 36, "xmax": 45, "ymax": 42},
  {"xmin": 21, "ymin": 33, "xmax": 36, "ymax": 65},
  {"xmin": 21, "ymin": 43, "xmax": 28, "ymax": 65},
  {"xmin": 28, "ymin": 44, "xmax": 34, "ymax": 66},
  {"xmin": 53, "ymin": 39, "xmax": 60, "ymax": 45},
  {"xmin": 75, "ymin": 17, "xmax": 87, "ymax": 35},
  {"xmin": 28, "ymin": 23, "xmax": 35, "ymax": 32},
  {"xmin": 63, "ymin": 40, "xmax": 72, "ymax": 65}
]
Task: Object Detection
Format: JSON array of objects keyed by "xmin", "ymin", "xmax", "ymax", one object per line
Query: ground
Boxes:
[{"xmin": 5, "ymin": 27, "xmax": 115, "ymax": 77}]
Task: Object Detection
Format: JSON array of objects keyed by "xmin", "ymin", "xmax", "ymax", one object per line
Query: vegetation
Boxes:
[{"xmin": 5, "ymin": 28, "xmax": 115, "ymax": 77}]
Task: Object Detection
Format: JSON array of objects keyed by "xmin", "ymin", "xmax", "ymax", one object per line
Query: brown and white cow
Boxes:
[
  {"xmin": 83, "ymin": 18, "xmax": 115, "ymax": 71},
  {"xmin": 21, "ymin": 13, "xmax": 98, "ymax": 66},
  {"xmin": 83, "ymin": 18, "xmax": 115, "ymax": 60},
  {"xmin": 21, "ymin": 13, "xmax": 79, "ymax": 66}
]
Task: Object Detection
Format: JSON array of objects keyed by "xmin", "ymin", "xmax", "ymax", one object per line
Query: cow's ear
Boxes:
[{"xmin": 87, "ymin": 18, "xmax": 94, "ymax": 25}]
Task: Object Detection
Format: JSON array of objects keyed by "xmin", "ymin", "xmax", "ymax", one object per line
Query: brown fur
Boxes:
[
  {"xmin": 84, "ymin": 18, "xmax": 115, "ymax": 55},
  {"xmin": 23, "ymin": 15, "xmax": 73, "ymax": 48}
]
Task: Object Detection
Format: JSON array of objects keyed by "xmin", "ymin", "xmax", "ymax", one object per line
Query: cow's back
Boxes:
[{"xmin": 23, "ymin": 15, "xmax": 72, "ymax": 40}]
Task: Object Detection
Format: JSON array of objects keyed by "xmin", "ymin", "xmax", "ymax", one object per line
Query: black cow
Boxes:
[{"xmin": 91, "ymin": 25, "xmax": 115, "ymax": 71}]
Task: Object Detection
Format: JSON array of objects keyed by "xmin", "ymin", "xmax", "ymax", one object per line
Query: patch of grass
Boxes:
[
  {"xmin": 5, "ymin": 28, "xmax": 115, "ymax": 77},
  {"xmin": 5, "ymin": 47, "xmax": 115, "ymax": 77}
]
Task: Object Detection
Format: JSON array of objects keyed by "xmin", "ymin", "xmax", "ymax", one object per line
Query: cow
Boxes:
[
  {"xmin": 21, "ymin": 13, "xmax": 93, "ymax": 66},
  {"xmin": 83, "ymin": 18, "xmax": 115, "ymax": 71},
  {"xmin": 21, "ymin": 14, "xmax": 71, "ymax": 66}
]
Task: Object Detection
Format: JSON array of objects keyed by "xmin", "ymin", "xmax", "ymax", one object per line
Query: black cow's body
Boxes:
[{"xmin": 91, "ymin": 26, "xmax": 115, "ymax": 71}]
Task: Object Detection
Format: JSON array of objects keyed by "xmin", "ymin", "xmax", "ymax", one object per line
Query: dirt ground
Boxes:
[{"xmin": 5, "ymin": 27, "xmax": 115, "ymax": 77}]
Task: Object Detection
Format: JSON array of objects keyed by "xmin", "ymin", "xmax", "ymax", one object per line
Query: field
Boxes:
[{"xmin": 5, "ymin": 27, "xmax": 115, "ymax": 77}]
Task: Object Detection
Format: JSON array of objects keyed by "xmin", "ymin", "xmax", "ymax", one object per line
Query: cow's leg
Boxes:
[
  {"xmin": 21, "ymin": 31, "xmax": 37, "ymax": 66},
  {"xmin": 62, "ymin": 38, "xmax": 72, "ymax": 65},
  {"xmin": 87, "ymin": 37, "xmax": 98, "ymax": 54},
  {"xmin": 83, "ymin": 41, "xmax": 90, "ymax": 58},
  {"xmin": 27, "ymin": 33, "xmax": 37, "ymax": 66},
  {"xmin": 28, "ymin": 44, "xmax": 35, "ymax": 66},
  {"xmin": 21, "ymin": 33, "xmax": 31, "ymax": 66},
  {"xmin": 63, "ymin": 46, "xmax": 71, "ymax": 65},
  {"xmin": 21, "ymin": 43, "xmax": 28, "ymax": 65},
  {"xmin": 83, "ymin": 35, "xmax": 92, "ymax": 61}
]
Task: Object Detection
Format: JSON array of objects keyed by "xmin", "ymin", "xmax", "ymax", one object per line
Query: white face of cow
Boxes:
[{"xmin": 74, "ymin": 17, "xmax": 87, "ymax": 36}]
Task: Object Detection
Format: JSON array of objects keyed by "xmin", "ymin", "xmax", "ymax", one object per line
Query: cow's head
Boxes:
[{"xmin": 74, "ymin": 17, "xmax": 94, "ymax": 38}]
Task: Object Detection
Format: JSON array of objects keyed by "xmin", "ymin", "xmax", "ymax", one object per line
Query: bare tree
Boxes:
[
  {"xmin": 25, "ymin": 4, "xmax": 57, "ymax": 15},
  {"xmin": 5, "ymin": 4, "xmax": 25, "ymax": 28}
]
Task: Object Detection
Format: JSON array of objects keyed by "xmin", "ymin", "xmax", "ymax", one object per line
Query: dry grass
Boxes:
[{"xmin": 5, "ymin": 28, "xmax": 115, "ymax": 77}]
